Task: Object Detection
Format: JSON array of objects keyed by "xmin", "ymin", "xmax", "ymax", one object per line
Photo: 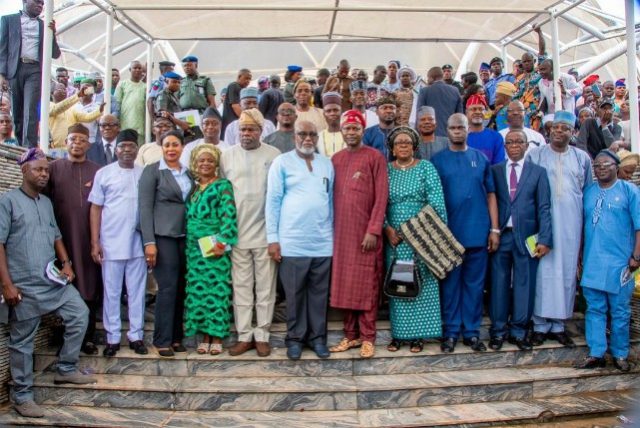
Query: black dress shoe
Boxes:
[
  {"xmin": 613, "ymin": 357, "xmax": 631, "ymax": 372},
  {"xmin": 548, "ymin": 332, "xmax": 575, "ymax": 348},
  {"xmin": 81, "ymin": 341, "xmax": 98, "ymax": 355},
  {"xmin": 129, "ymin": 340, "xmax": 148, "ymax": 355},
  {"xmin": 530, "ymin": 332, "xmax": 546, "ymax": 346},
  {"xmin": 103, "ymin": 343, "xmax": 120, "ymax": 357},
  {"xmin": 489, "ymin": 336, "xmax": 504, "ymax": 351},
  {"xmin": 440, "ymin": 337, "xmax": 457, "ymax": 353},
  {"xmin": 574, "ymin": 356, "xmax": 606, "ymax": 369},
  {"xmin": 508, "ymin": 336, "xmax": 533, "ymax": 351},
  {"xmin": 171, "ymin": 343, "xmax": 187, "ymax": 353},
  {"xmin": 463, "ymin": 337, "xmax": 487, "ymax": 352}
]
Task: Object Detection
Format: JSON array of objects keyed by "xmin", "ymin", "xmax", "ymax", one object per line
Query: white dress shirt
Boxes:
[
  {"xmin": 505, "ymin": 158, "xmax": 523, "ymax": 227},
  {"xmin": 20, "ymin": 12, "xmax": 39, "ymax": 61}
]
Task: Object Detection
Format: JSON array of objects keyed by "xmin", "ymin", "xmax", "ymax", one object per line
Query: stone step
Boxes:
[
  {"xmin": 1, "ymin": 391, "xmax": 635, "ymax": 427},
  {"xmin": 92, "ymin": 316, "xmax": 586, "ymax": 347},
  {"xmin": 37, "ymin": 336, "xmax": 633, "ymax": 378},
  {"xmin": 29, "ymin": 364, "xmax": 640, "ymax": 411}
]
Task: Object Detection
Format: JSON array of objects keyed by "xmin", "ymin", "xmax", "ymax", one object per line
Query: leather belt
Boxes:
[{"xmin": 20, "ymin": 58, "xmax": 39, "ymax": 64}]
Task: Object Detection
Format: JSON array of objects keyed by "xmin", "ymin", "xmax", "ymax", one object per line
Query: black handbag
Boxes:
[{"xmin": 383, "ymin": 252, "xmax": 422, "ymax": 299}]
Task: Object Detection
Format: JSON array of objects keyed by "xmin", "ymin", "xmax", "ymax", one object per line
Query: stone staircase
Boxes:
[{"xmin": 0, "ymin": 315, "xmax": 638, "ymax": 427}]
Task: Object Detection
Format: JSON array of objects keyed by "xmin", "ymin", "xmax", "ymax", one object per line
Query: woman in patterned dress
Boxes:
[
  {"xmin": 184, "ymin": 145, "xmax": 238, "ymax": 355},
  {"xmin": 383, "ymin": 126, "xmax": 447, "ymax": 353}
]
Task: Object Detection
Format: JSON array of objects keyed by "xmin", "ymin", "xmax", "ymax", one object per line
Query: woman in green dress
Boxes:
[
  {"xmin": 384, "ymin": 126, "xmax": 447, "ymax": 353},
  {"xmin": 185, "ymin": 144, "xmax": 238, "ymax": 355}
]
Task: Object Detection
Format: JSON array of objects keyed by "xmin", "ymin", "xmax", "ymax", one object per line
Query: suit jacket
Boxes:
[
  {"xmin": 0, "ymin": 12, "xmax": 61, "ymax": 79},
  {"xmin": 576, "ymin": 118, "xmax": 615, "ymax": 159},
  {"xmin": 491, "ymin": 160, "xmax": 553, "ymax": 255},
  {"xmin": 415, "ymin": 80, "xmax": 463, "ymax": 137},
  {"xmin": 138, "ymin": 162, "xmax": 194, "ymax": 245},
  {"xmin": 86, "ymin": 140, "xmax": 109, "ymax": 167}
]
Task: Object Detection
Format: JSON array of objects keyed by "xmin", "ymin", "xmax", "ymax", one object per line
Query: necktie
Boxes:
[
  {"xmin": 509, "ymin": 163, "xmax": 518, "ymax": 201},
  {"xmin": 105, "ymin": 143, "xmax": 113, "ymax": 163}
]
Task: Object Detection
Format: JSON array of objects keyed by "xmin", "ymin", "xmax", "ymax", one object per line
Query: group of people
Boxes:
[{"xmin": 0, "ymin": 0, "xmax": 639, "ymax": 420}]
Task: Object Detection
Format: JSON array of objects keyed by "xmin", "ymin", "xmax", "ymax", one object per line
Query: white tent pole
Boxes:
[
  {"xmin": 145, "ymin": 42, "xmax": 153, "ymax": 143},
  {"xmin": 104, "ymin": 10, "xmax": 114, "ymax": 113},
  {"xmin": 56, "ymin": 9, "xmax": 102, "ymax": 34},
  {"xmin": 501, "ymin": 44, "xmax": 508, "ymax": 72},
  {"xmin": 626, "ymin": 0, "xmax": 639, "ymax": 153},
  {"xmin": 455, "ymin": 42, "xmax": 479, "ymax": 80},
  {"xmin": 550, "ymin": 12, "xmax": 562, "ymax": 113},
  {"xmin": 576, "ymin": 33, "xmax": 640, "ymax": 79},
  {"xmin": 559, "ymin": 13, "xmax": 605, "ymax": 40},
  {"xmin": 39, "ymin": 0, "xmax": 54, "ymax": 153}
]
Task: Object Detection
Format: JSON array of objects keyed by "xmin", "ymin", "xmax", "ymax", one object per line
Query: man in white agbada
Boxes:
[
  {"xmin": 223, "ymin": 87, "xmax": 276, "ymax": 146},
  {"xmin": 537, "ymin": 60, "xmax": 582, "ymax": 115},
  {"xmin": 89, "ymin": 129, "xmax": 148, "ymax": 358},
  {"xmin": 220, "ymin": 109, "xmax": 281, "ymax": 357},
  {"xmin": 526, "ymin": 111, "xmax": 592, "ymax": 347}
]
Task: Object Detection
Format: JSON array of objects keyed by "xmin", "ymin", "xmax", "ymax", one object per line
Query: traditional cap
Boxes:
[
  {"xmin": 240, "ymin": 87, "xmax": 259, "ymax": 99},
  {"xmin": 239, "ymin": 108, "xmax": 264, "ymax": 129},
  {"xmin": 416, "ymin": 105, "xmax": 436, "ymax": 119},
  {"xmin": 73, "ymin": 76, "xmax": 83, "ymax": 83},
  {"xmin": 387, "ymin": 126, "xmax": 420, "ymax": 151},
  {"xmin": 583, "ymin": 74, "xmax": 599, "ymax": 86},
  {"xmin": 349, "ymin": 80, "xmax": 367, "ymax": 92},
  {"xmin": 322, "ymin": 91, "xmax": 342, "ymax": 106},
  {"xmin": 316, "ymin": 68, "xmax": 330, "ymax": 77},
  {"xmin": 190, "ymin": 144, "xmax": 221, "ymax": 179},
  {"xmin": 287, "ymin": 65, "xmax": 303, "ymax": 73},
  {"xmin": 163, "ymin": 71, "xmax": 183, "ymax": 80},
  {"xmin": 598, "ymin": 97, "xmax": 614, "ymax": 108},
  {"xmin": 466, "ymin": 93, "xmax": 488, "ymax": 108},
  {"xmin": 17, "ymin": 148, "xmax": 46, "ymax": 165},
  {"xmin": 116, "ymin": 129, "xmax": 139, "ymax": 144},
  {"xmin": 553, "ymin": 110, "xmax": 576, "ymax": 126},
  {"xmin": 479, "ymin": 62, "xmax": 491, "ymax": 71},
  {"xmin": 80, "ymin": 78, "xmax": 96, "ymax": 85},
  {"xmin": 340, "ymin": 109, "xmax": 366, "ymax": 129},
  {"xmin": 495, "ymin": 81, "xmax": 517, "ymax": 97},
  {"xmin": 158, "ymin": 61, "xmax": 175, "ymax": 67},
  {"xmin": 67, "ymin": 123, "xmax": 89, "ymax": 137},
  {"xmin": 595, "ymin": 149, "xmax": 620, "ymax": 165},
  {"xmin": 181, "ymin": 55, "xmax": 198, "ymax": 63},
  {"xmin": 376, "ymin": 95, "xmax": 398, "ymax": 108},
  {"xmin": 202, "ymin": 107, "xmax": 222, "ymax": 122},
  {"xmin": 616, "ymin": 78, "xmax": 626, "ymax": 87},
  {"xmin": 398, "ymin": 66, "xmax": 417, "ymax": 83},
  {"xmin": 388, "ymin": 60, "xmax": 400, "ymax": 68},
  {"xmin": 619, "ymin": 150, "xmax": 640, "ymax": 168},
  {"xmin": 154, "ymin": 115, "xmax": 173, "ymax": 125},
  {"xmin": 542, "ymin": 114, "xmax": 555, "ymax": 125},
  {"xmin": 489, "ymin": 57, "xmax": 503, "ymax": 65}
]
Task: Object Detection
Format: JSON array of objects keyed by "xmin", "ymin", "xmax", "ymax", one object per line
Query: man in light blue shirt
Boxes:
[
  {"xmin": 484, "ymin": 57, "xmax": 516, "ymax": 107},
  {"xmin": 265, "ymin": 120, "xmax": 334, "ymax": 361}
]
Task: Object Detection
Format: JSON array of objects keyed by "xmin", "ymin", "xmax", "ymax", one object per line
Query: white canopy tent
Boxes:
[{"xmin": 27, "ymin": 0, "xmax": 639, "ymax": 152}]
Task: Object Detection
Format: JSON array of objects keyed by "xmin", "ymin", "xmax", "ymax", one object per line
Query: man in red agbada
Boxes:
[{"xmin": 329, "ymin": 109, "xmax": 389, "ymax": 358}]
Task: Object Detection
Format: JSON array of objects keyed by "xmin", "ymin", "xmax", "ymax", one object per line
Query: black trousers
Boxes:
[{"xmin": 10, "ymin": 62, "xmax": 41, "ymax": 147}]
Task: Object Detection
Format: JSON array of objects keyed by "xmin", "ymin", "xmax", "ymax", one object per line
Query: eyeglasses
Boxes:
[
  {"xmin": 67, "ymin": 136, "xmax": 88, "ymax": 143},
  {"xmin": 99, "ymin": 123, "xmax": 119, "ymax": 128},
  {"xmin": 593, "ymin": 162, "xmax": 615, "ymax": 169},
  {"xmin": 504, "ymin": 141, "xmax": 526, "ymax": 145},
  {"xmin": 296, "ymin": 132, "xmax": 318, "ymax": 139}
]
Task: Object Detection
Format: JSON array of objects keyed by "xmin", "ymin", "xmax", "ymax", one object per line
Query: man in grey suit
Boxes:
[
  {"xmin": 489, "ymin": 129, "xmax": 553, "ymax": 351},
  {"xmin": 0, "ymin": 0, "xmax": 61, "ymax": 147},
  {"xmin": 415, "ymin": 67, "xmax": 463, "ymax": 137}
]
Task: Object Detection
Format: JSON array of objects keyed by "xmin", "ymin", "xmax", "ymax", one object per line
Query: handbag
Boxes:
[
  {"xmin": 397, "ymin": 204, "xmax": 465, "ymax": 280},
  {"xmin": 383, "ymin": 251, "xmax": 422, "ymax": 299}
]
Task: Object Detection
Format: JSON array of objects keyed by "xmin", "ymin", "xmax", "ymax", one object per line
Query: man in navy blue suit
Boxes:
[{"xmin": 489, "ymin": 129, "xmax": 553, "ymax": 351}]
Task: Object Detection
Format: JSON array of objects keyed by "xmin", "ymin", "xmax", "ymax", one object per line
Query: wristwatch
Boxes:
[{"xmin": 490, "ymin": 228, "xmax": 501, "ymax": 235}]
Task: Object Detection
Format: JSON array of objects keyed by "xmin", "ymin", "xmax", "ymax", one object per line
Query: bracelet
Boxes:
[{"xmin": 490, "ymin": 228, "xmax": 501, "ymax": 235}]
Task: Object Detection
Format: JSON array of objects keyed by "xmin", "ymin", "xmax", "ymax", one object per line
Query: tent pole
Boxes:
[
  {"xmin": 145, "ymin": 42, "xmax": 153, "ymax": 143},
  {"xmin": 104, "ymin": 10, "xmax": 114, "ymax": 114},
  {"xmin": 626, "ymin": 0, "xmax": 639, "ymax": 153},
  {"xmin": 550, "ymin": 12, "xmax": 562, "ymax": 113},
  {"xmin": 501, "ymin": 44, "xmax": 507, "ymax": 73},
  {"xmin": 39, "ymin": 0, "xmax": 54, "ymax": 153}
]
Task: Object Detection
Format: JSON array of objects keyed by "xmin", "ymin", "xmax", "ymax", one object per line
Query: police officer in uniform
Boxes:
[
  {"xmin": 179, "ymin": 55, "xmax": 217, "ymax": 112},
  {"xmin": 147, "ymin": 60, "xmax": 176, "ymax": 118},
  {"xmin": 155, "ymin": 71, "xmax": 192, "ymax": 135}
]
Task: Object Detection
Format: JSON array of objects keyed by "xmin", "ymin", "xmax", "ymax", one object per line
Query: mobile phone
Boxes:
[{"xmin": 591, "ymin": 84, "xmax": 601, "ymax": 98}]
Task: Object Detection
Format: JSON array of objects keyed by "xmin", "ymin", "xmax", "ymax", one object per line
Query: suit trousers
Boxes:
[
  {"xmin": 489, "ymin": 230, "xmax": 539, "ymax": 340},
  {"xmin": 152, "ymin": 236, "xmax": 186, "ymax": 348},
  {"xmin": 441, "ymin": 247, "xmax": 488, "ymax": 339},
  {"xmin": 279, "ymin": 256, "xmax": 331, "ymax": 347},
  {"xmin": 10, "ymin": 62, "xmax": 41, "ymax": 147},
  {"xmin": 231, "ymin": 247, "xmax": 277, "ymax": 343},
  {"xmin": 102, "ymin": 258, "xmax": 147, "ymax": 344},
  {"xmin": 9, "ymin": 287, "xmax": 88, "ymax": 404},
  {"xmin": 583, "ymin": 283, "xmax": 635, "ymax": 359}
]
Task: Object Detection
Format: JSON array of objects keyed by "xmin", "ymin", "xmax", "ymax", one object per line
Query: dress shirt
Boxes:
[
  {"xmin": 20, "ymin": 12, "xmax": 39, "ymax": 61},
  {"xmin": 158, "ymin": 158, "xmax": 191, "ymax": 201},
  {"xmin": 102, "ymin": 138, "xmax": 115, "ymax": 163},
  {"xmin": 505, "ymin": 158, "xmax": 523, "ymax": 227}
]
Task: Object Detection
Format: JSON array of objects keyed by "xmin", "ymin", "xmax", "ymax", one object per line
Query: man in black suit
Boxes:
[
  {"xmin": 86, "ymin": 114, "xmax": 119, "ymax": 167},
  {"xmin": 415, "ymin": 67, "xmax": 463, "ymax": 137},
  {"xmin": 576, "ymin": 98, "xmax": 617, "ymax": 158},
  {"xmin": 0, "ymin": 0, "xmax": 61, "ymax": 147},
  {"xmin": 489, "ymin": 129, "xmax": 553, "ymax": 351}
]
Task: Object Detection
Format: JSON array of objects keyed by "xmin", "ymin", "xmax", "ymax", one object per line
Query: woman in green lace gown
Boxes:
[
  {"xmin": 383, "ymin": 126, "xmax": 447, "ymax": 353},
  {"xmin": 185, "ymin": 144, "xmax": 238, "ymax": 355}
]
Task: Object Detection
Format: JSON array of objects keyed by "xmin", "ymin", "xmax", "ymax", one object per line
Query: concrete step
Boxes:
[
  {"xmin": 0, "ymin": 390, "xmax": 634, "ymax": 426},
  {"xmin": 36, "ymin": 336, "xmax": 633, "ymax": 378},
  {"xmin": 29, "ymin": 364, "xmax": 640, "ymax": 411}
]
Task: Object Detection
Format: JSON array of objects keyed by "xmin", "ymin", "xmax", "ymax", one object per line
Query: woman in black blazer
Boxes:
[{"xmin": 139, "ymin": 130, "xmax": 194, "ymax": 357}]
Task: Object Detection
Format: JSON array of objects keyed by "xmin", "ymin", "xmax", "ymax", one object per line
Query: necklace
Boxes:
[{"xmin": 395, "ymin": 158, "xmax": 414, "ymax": 170}]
